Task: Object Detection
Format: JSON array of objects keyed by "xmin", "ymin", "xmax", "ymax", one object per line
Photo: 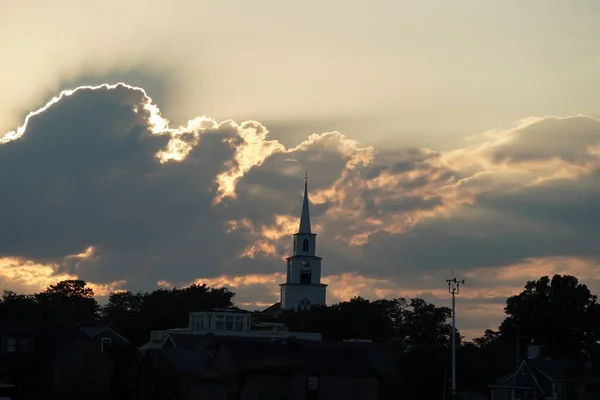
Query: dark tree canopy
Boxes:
[
  {"xmin": 36, "ymin": 279, "xmax": 101, "ymax": 324},
  {"xmin": 103, "ymin": 283, "xmax": 235, "ymax": 345},
  {"xmin": 0, "ymin": 280, "xmax": 235, "ymax": 345},
  {"xmin": 279, "ymin": 296, "xmax": 452, "ymax": 347},
  {"xmin": 499, "ymin": 274, "xmax": 600, "ymax": 358}
]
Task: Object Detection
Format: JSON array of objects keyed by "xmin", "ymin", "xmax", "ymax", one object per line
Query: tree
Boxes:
[
  {"xmin": 472, "ymin": 329, "xmax": 501, "ymax": 348},
  {"xmin": 35, "ymin": 279, "xmax": 100, "ymax": 324},
  {"xmin": 0, "ymin": 290, "xmax": 38, "ymax": 320},
  {"xmin": 102, "ymin": 283, "xmax": 236, "ymax": 345},
  {"xmin": 499, "ymin": 274, "xmax": 600, "ymax": 358},
  {"xmin": 399, "ymin": 298, "xmax": 452, "ymax": 347}
]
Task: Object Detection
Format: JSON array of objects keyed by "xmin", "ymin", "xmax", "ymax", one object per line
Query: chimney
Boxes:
[{"xmin": 527, "ymin": 345, "xmax": 540, "ymax": 359}]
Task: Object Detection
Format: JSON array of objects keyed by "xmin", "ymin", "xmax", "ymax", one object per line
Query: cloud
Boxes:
[{"xmin": 3, "ymin": 83, "xmax": 600, "ymax": 339}]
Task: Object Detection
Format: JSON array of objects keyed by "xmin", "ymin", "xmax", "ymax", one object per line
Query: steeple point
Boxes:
[{"xmin": 298, "ymin": 172, "xmax": 312, "ymax": 234}]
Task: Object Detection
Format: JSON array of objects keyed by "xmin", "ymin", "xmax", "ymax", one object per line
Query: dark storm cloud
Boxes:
[
  {"xmin": 2, "ymin": 84, "xmax": 600, "ymax": 308},
  {"xmin": 0, "ymin": 85, "xmax": 253, "ymax": 288}
]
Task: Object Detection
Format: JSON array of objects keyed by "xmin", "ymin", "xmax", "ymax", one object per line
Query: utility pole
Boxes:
[
  {"xmin": 447, "ymin": 277, "xmax": 464, "ymax": 399},
  {"xmin": 508, "ymin": 335, "xmax": 528, "ymax": 369}
]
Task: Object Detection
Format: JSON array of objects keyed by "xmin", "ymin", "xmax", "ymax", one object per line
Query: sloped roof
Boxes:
[
  {"xmin": 0, "ymin": 319, "xmax": 101, "ymax": 370},
  {"xmin": 80, "ymin": 325, "xmax": 108, "ymax": 337},
  {"xmin": 79, "ymin": 325, "xmax": 132, "ymax": 347},
  {"xmin": 139, "ymin": 340, "xmax": 164, "ymax": 352},
  {"xmin": 527, "ymin": 356, "xmax": 600, "ymax": 381},
  {"xmin": 221, "ymin": 339, "xmax": 379, "ymax": 378},
  {"xmin": 457, "ymin": 392, "xmax": 488, "ymax": 400},
  {"xmin": 488, "ymin": 360, "xmax": 544, "ymax": 397},
  {"xmin": 161, "ymin": 348, "xmax": 215, "ymax": 374},
  {"xmin": 489, "ymin": 376, "xmax": 536, "ymax": 389},
  {"xmin": 297, "ymin": 340, "xmax": 397, "ymax": 377},
  {"xmin": 260, "ymin": 302, "xmax": 281, "ymax": 314},
  {"xmin": 165, "ymin": 333, "xmax": 220, "ymax": 350}
]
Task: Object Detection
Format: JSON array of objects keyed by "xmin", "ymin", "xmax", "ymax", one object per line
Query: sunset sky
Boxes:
[{"xmin": 2, "ymin": 0, "xmax": 600, "ymax": 340}]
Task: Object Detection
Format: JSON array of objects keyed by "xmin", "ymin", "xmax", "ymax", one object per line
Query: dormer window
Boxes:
[
  {"xmin": 6, "ymin": 336, "xmax": 16, "ymax": 353},
  {"xmin": 303, "ymin": 239, "xmax": 309, "ymax": 252},
  {"xmin": 101, "ymin": 337, "xmax": 112, "ymax": 351}
]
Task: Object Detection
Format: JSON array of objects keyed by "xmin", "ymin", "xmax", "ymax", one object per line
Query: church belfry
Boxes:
[{"xmin": 280, "ymin": 173, "xmax": 327, "ymax": 311}]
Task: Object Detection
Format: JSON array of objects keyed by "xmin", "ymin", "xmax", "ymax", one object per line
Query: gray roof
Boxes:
[
  {"xmin": 161, "ymin": 348, "xmax": 215, "ymax": 374},
  {"xmin": 457, "ymin": 392, "xmax": 488, "ymax": 400},
  {"xmin": 221, "ymin": 339, "xmax": 380, "ymax": 378},
  {"xmin": 298, "ymin": 340, "xmax": 398, "ymax": 377},
  {"xmin": 139, "ymin": 340, "xmax": 163, "ymax": 351},
  {"xmin": 260, "ymin": 302, "xmax": 281, "ymax": 314},
  {"xmin": 80, "ymin": 325, "xmax": 108, "ymax": 337}
]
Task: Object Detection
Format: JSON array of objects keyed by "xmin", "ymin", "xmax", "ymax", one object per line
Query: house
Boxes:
[
  {"xmin": 80, "ymin": 324, "xmax": 133, "ymax": 352},
  {"xmin": 139, "ymin": 334, "xmax": 382, "ymax": 400},
  {"xmin": 0, "ymin": 320, "xmax": 113, "ymax": 399},
  {"xmin": 209, "ymin": 338, "xmax": 381, "ymax": 400},
  {"xmin": 139, "ymin": 347, "xmax": 226, "ymax": 400},
  {"xmin": 488, "ymin": 345, "xmax": 600, "ymax": 400},
  {"xmin": 80, "ymin": 324, "xmax": 143, "ymax": 400}
]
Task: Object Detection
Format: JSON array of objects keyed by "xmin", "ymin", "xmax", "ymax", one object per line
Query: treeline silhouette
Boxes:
[
  {"xmin": 1, "ymin": 273, "xmax": 599, "ymax": 397},
  {"xmin": 0, "ymin": 280, "xmax": 234, "ymax": 345}
]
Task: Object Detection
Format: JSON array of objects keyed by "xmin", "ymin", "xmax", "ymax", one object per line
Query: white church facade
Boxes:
[{"xmin": 279, "ymin": 177, "xmax": 327, "ymax": 311}]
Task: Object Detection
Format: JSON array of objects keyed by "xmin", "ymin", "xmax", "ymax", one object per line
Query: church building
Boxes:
[{"xmin": 279, "ymin": 176, "xmax": 327, "ymax": 311}]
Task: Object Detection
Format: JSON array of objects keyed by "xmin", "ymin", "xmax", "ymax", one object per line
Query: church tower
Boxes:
[{"xmin": 280, "ymin": 174, "xmax": 327, "ymax": 311}]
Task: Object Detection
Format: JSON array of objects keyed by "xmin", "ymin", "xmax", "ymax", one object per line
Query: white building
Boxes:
[
  {"xmin": 279, "ymin": 177, "xmax": 327, "ymax": 311},
  {"xmin": 145, "ymin": 308, "xmax": 322, "ymax": 346}
]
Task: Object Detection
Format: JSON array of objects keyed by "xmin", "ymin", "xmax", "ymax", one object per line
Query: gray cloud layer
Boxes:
[{"xmin": 2, "ymin": 85, "xmax": 600, "ymax": 338}]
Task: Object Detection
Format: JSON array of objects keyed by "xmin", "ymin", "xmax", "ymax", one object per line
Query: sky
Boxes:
[{"xmin": 1, "ymin": 0, "xmax": 600, "ymax": 340}]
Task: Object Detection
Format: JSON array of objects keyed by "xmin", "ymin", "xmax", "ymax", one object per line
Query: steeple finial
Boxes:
[{"xmin": 298, "ymin": 172, "xmax": 312, "ymax": 233}]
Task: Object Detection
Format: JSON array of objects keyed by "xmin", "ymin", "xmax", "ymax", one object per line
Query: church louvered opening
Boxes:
[
  {"xmin": 300, "ymin": 269, "xmax": 311, "ymax": 284},
  {"xmin": 303, "ymin": 238, "xmax": 309, "ymax": 251}
]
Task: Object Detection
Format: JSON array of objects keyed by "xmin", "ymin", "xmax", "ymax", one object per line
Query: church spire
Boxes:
[{"xmin": 298, "ymin": 171, "xmax": 312, "ymax": 234}]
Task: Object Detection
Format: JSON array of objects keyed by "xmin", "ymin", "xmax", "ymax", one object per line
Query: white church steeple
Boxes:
[
  {"xmin": 298, "ymin": 170, "xmax": 312, "ymax": 234},
  {"xmin": 280, "ymin": 173, "xmax": 327, "ymax": 311}
]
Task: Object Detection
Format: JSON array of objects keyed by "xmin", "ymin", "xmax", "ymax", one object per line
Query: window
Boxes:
[
  {"xmin": 227, "ymin": 375, "xmax": 241, "ymax": 400},
  {"xmin": 101, "ymin": 337, "xmax": 112, "ymax": 351},
  {"xmin": 20, "ymin": 336, "xmax": 33, "ymax": 352},
  {"xmin": 300, "ymin": 298, "xmax": 312, "ymax": 311},
  {"xmin": 234, "ymin": 316, "xmax": 244, "ymax": 331},
  {"xmin": 300, "ymin": 270, "xmax": 311, "ymax": 284},
  {"xmin": 491, "ymin": 388, "xmax": 511, "ymax": 400},
  {"xmin": 307, "ymin": 376, "xmax": 319, "ymax": 390},
  {"xmin": 216, "ymin": 315, "xmax": 225, "ymax": 330},
  {"xmin": 303, "ymin": 239, "xmax": 309, "ymax": 252},
  {"xmin": 6, "ymin": 336, "xmax": 16, "ymax": 353},
  {"xmin": 225, "ymin": 315, "xmax": 234, "ymax": 330},
  {"xmin": 227, "ymin": 375, "xmax": 241, "ymax": 394}
]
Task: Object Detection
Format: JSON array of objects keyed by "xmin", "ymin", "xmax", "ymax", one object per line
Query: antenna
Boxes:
[
  {"xmin": 305, "ymin": 169, "xmax": 308, "ymax": 182},
  {"xmin": 446, "ymin": 277, "xmax": 465, "ymax": 400},
  {"xmin": 508, "ymin": 334, "xmax": 529, "ymax": 369}
]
